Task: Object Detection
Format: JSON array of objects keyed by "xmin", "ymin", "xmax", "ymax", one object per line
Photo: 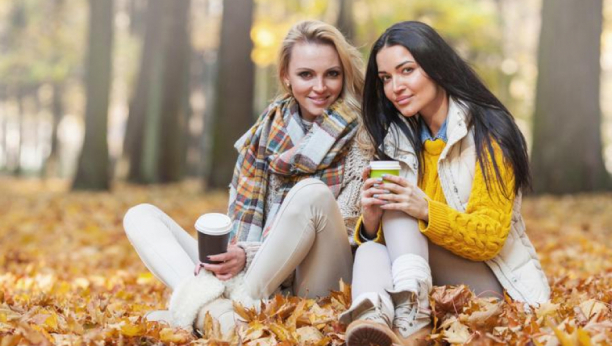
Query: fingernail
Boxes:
[
  {"xmin": 377, "ymin": 178, "xmax": 383, "ymax": 182},
  {"xmin": 373, "ymin": 183, "xmax": 380, "ymax": 187},
  {"xmin": 383, "ymin": 190, "xmax": 390, "ymax": 194},
  {"xmin": 373, "ymin": 194, "xmax": 379, "ymax": 198}
]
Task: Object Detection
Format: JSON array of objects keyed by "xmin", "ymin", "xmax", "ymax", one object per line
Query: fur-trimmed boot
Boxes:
[
  {"xmin": 339, "ymin": 293, "xmax": 401, "ymax": 346},
  {"xmin": 389, "ymin": 254, "xmax": 433, "ymax": 346},
  {"xmin": 169, "ymin": 270, "xmax": 225, "ymax": 333},
  {"xmin": 193, "ymin": 298, "xmax": 237, "ymax": 338},
  {"xmin": 223, "ymin": 272, "xmax": 260, "ymax": 309}
]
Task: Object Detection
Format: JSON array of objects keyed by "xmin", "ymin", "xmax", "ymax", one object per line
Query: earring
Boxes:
[{"xmin": 285, "ymin": 82, "xmax": 290, "ymax": 88}]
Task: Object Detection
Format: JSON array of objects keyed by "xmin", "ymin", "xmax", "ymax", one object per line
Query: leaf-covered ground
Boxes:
[{"xmin": 1, "ymin": 177, "xmax": 611, "ymax": 345}]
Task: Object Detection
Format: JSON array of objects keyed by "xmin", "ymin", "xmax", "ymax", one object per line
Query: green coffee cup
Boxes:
[{"xmin": 370, "ymin": 161, "xmax": 400, "ymax": 180}]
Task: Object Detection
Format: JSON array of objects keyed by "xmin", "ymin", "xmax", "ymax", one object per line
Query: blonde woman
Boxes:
[{"xmin": 123, "ymin": 20, "xmax": 370, "ymax": 336}]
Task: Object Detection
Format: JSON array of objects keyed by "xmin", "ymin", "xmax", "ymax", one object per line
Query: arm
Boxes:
[{"xmin": 419, "ymin": 145, "xmax": 515, "ymax": 261}]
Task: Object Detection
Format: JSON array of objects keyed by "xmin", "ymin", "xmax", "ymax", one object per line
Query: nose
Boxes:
[
  {"xmin": 392, "ymin": 77, "xmax": 404, "ymax": 94},
  {"xmin": 313, "ymin": 77, "xmax": 327, "ymax": 93}
]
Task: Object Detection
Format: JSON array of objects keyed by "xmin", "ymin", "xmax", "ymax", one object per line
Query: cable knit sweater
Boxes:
[
  {"xmin": 354, "ymin": 138, "xmax": 514, "ymax": 261},
  {"xmin": 418, "ymin": 139, "xmax": 514, "ymax": 261},
  {"xmin": 237, "ymin": 138, "xmax": 370, "ymax": 271}
]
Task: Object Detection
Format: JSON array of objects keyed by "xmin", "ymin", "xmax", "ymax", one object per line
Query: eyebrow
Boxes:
[
  {"xmin": 378, "ymin": 60, "xmax": 414, "ymax": 74},
  {"xmin": 295, "ymin": 66, "xmax": 342, "ymax": 71}
]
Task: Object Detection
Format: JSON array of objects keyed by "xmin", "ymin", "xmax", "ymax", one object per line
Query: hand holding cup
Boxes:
[{"xmin": 360, "ymin": 161, "xmax": 401, "ymax": 238}]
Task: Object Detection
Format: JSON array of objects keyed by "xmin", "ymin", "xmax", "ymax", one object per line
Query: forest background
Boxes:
[{"xmin": 1, "ymin": 0, "xmax": 612, "ymax": 345}]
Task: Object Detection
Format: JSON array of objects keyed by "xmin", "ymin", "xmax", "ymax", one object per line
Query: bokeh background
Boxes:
[{"xmin": 0, "ymin": 0, "xmax": 610, "ymax": 194}]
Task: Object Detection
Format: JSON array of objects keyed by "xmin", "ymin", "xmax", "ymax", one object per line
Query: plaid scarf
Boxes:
[{"xmin": 228, "ymin": 96, "xmax": 358, "ymax": 243}]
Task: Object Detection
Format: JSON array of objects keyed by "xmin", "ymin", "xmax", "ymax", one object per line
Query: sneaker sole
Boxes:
[{"xmin": 346, "ymin": 321, "xmax": 401, "ymax": 346}]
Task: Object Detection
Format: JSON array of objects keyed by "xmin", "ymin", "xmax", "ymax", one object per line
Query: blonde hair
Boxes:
[{"xmin": 277, "ymin": 20, "xmax": 365, "ymax": 119}]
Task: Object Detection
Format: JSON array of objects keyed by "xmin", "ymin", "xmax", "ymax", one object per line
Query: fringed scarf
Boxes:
[{"xmin": 228, "ymin": 96, "xmax": 358, "ymax": 242}]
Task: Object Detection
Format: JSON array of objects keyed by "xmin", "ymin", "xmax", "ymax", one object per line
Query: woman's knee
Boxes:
[
  {"xmin": 123, "ymin": 203, "xmax": 161, "ymax": 236},
  {"xmin": 287, "ymin": 178, "xmax": 335, "ymax": 208},
  {"xmin": 355, "ymin": 241, "xmax": 388, "ymax": 259}
]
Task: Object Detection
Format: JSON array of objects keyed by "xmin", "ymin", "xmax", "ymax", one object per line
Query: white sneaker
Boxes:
[
  {"xmin": 340, "ymin": 296, "xmax": 400, "ymax": 346},
  {"xmin": 390, "ymin": 282, "xmax": 431, "ymax": 340}
]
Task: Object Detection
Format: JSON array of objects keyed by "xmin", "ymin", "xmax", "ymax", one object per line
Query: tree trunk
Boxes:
[
  {"xmin": 12, "ymin": 88, "xmax": 24, "ymax": 176},
  {"xmin": 157, "ymin": 0, "xmax": 191, "ymax": 182},
  {"xmin": 42, "ymin": 82, "xmax": 63, "ymax": 178},
  {"xmin": 125, "ymin": 0, "xmax": 163, "ymax": 183},
  {"xmin": 206, "ymin": 0, "xmax": 255, "ymax": 189},
  {"xmin": 72, "ymin": 0, "xmax": 114, "ymax": 191},
  {"xmin": 336, "ymin": 0, "xmax": 354, "ymax": 43},
  {"xmin": 531, "ymin": 0, "xmax": 610, "ymax": 194},
  {"xmin": 124, "ymin": 0, "xmax": 191, "ymax": 184}
]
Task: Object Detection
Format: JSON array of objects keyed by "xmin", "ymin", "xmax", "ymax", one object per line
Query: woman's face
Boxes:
[
  {"xmin": 284, "ymin": 42, "xmax": 343, "ymax": 121},
  {"xmin": 376, "ymin": 45, "xmax": 445, "ymax": 119}
]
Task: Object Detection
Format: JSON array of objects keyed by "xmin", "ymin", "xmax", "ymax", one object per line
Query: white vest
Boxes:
[{"xmin": 382, "ymin": 98, "xmax": 550, "ymax": 305}]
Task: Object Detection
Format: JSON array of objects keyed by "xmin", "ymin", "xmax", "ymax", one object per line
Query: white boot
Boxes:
[
  {"xmin": 390, "ymin": 254, "xmax": 432, "ymax": 343},
  {"xmin": 340, "ymin": 293, "xmax": 401, "ymax": 346},
  {"xmin": 169, "ymin": 270, "xmax": 225, "ymax": 333},
  {"xmin": 144, "ymin": 310, "xmax": 172, "ymax": 324},
  {"xmin": 223, "ymin": 272, "xmax": 260, "ymax": 309},
  {"xmin": 193, "ymin": 298, "xmax": 237, "ymax": 338}
]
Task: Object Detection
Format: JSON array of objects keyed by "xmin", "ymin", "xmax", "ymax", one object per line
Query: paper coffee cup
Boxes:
[
  {"xmin": 370, "ymin": 161, "xmax": 400, "ymax": 180},
  {"xmin": 195, "ymin": 213, "xmax": 232, "ymax": 264}
]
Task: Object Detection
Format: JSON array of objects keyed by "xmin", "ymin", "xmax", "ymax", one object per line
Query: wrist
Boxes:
[
  {"xmin": 421, "ymin": 197, "xmax": 430, "ymax": 222},
  {"xmin": 362, "ymin": 218, "xmax": 380, "ymax": 239}
]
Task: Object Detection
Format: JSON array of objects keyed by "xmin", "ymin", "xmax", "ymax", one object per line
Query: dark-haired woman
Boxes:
[{"xmin": 339, "ymin": 21, "xmax": 550, "ymax": 346}]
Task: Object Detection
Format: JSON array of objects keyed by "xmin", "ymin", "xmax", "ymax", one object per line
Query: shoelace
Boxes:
[
  {"xmin": 394, "ymin": 297, "xmax": 431, "ymax": 329},
  {"xmin": 360, "ymin": 303, "xmax": 393, "ymax": 327}
]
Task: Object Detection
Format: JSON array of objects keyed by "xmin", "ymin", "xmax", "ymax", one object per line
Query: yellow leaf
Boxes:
[
  {"xmin": 577, "ymin": 328, "xmax": 592, "ymax": 346},
  {"xmin": 295, "ymin": 326, "xmax": 323, "ymax": 343},
  {"xmin": 536, "ymin": 301, "xmax": 560, "ymax": 319},
  {"xmin": 269, "ymin": 322, "xmax": 292, "ymax": 342},
  {"xmin": 443, "ymin": 319, "xmax": 471, "ymax": 344},
  {"xmin": 547, "ymin": 318, "xmax": 573, "ymax": 346},
  {"xmin": 159, "ymin": 328, "xmax": 192, "ymax": 343},
  {"xmin": 120, "ymin": 321, "xmax": 143, "ymax": 337},
  {"xmin": 579, "ymin": 299, "xmax": 607, "ymax": 319}
]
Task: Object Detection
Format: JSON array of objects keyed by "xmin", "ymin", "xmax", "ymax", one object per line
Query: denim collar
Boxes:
[{"xmin": 420, "ymin": 116, "xmax": 448, "ymax": 143}]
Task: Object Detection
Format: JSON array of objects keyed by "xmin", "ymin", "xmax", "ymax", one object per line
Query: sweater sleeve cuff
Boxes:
[
  {"xmin": 354, "ymin": 215, "xmax": 384, "ymax": 245},
  {"xmin": 419, "ymin": 199, "xmax": 452, "ymax": 242},
  {"xmin": 236, "ymin": 241, "xmax": 260, "ymax": 271}
]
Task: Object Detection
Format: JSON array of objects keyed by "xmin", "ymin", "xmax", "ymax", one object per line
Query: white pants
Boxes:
[
  {"xmin": 352, "ymin": 210, "xmax": 503, "ymax": 302},
  {"xmin": 123, "ymin": 179, "xmax": 353, "ymax": 299}
]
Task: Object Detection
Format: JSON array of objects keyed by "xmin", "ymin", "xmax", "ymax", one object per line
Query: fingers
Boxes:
[
  {"xmin": 363, "ymin": 177, "xmax": 383, "ymax": 190},
  {"xmin": 361, "ymin": 167, "xmax": 372, "ymax": 181},
  {"xmin": 380, "ymin": 202, "xmax": 406, "ymax": 210},
  {"xmin": 379, "ymin": 174, "xmax": 409, "ymax": 187},
  {"xmin": 203, "ymin": 261, "xmax": 238, "ymax": 280},
  {"xmin": 362, "ymin": 187, "xmax": 391, "ymax": 198}
]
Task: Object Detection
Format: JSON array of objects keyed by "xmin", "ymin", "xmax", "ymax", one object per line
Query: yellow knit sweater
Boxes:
[{"xmin": 355, "ymin": 139, "xmax": 515, "ymax": 261}]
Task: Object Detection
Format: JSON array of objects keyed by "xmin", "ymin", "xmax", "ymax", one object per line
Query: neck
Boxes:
[{"xmin": 420, "ymin": 89, "xmax": 448, "ymax": 137}]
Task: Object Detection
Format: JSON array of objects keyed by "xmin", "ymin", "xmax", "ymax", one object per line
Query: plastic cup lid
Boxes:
[
  {"xmin": 370, "ymin": 161, "xmax": 400, "ymax": 170},
  {"xmin": 195, "ymin": 213, "xmax": 232, "ymax": 235}
]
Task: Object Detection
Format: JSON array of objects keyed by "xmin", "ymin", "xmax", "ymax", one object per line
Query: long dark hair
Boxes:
[{"xmin": 363, "ymin": 21, "xmax": 530, "ymax": 196}]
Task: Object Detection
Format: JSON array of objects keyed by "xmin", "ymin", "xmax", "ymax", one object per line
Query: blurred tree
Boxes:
[
  {"xmin": 531, "ymin": 0, "xmax": 610, "ymax": 194},
  {"xmin": 124, "ymin": 0, "xmax": 162, "ymax": 183},
  {"xmin": 124, "ymin": 0, "xmax": 192, "ymax": 184},
  {"xmin": 206, "ymin": 0, "xmax": 255, "ymax": 189},
  {"xmin": 72, "ymin": 0, "xmax": 114, "ymax": 190},
  {"xmin": 336, "ymin": 0, "xmax": 354, "ymax": 42},
  {"xmin": 156, "ymin": 0, "xmax": 191, "ymax": 182}
]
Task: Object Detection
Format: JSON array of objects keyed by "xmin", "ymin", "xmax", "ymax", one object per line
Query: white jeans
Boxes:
[{"xmin": 123, "ymin": 179, "xmax": 353, "ymax": 298}]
